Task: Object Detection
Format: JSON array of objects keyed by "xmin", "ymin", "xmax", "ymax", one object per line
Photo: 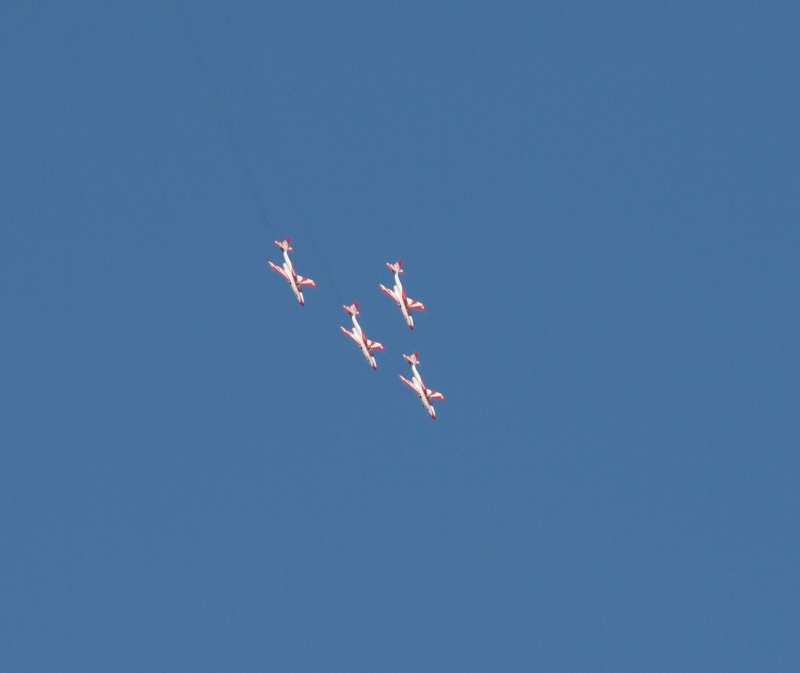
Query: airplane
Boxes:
[
  {"xmin": 399, "ymin": 351, "xmax": 445, "ymax": 419},
  {"xmin": 268, "ymin": 238, "xmax": 316, "ymax": 306},
  {"xmin": 379, "ymin": 260, "xmax": 425, "ymax": 329},
  {"xmin": 340, "ymin": 302, "xmax": 385, "ymax": 370}
]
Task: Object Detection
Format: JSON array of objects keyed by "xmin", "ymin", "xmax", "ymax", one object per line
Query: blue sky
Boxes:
[{"xmin": 2, "ymin": 2, "xmax": 798, "ymax": 670}]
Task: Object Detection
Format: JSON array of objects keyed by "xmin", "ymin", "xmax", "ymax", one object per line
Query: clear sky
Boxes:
[{"xmin": 2, "ymin": 2, "xmax": 798, "ymax": 671}]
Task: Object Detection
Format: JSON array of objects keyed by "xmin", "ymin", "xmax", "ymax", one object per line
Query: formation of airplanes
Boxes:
[{"xmin": 268, "ymin": 238, "xmax": 445, "ymax": 419}]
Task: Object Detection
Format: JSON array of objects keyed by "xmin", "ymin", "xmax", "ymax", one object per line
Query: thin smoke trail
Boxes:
[
  {"xmin": 211, "ymin": 1, "xmax": 344, "ymax": 305},
  {"xmin": 175, "ymin": 0, "xmax": 275, "ymax": 235},
  {"xmin": 175, "ymin": 1, "xmax": 344, "ymax": 306}
]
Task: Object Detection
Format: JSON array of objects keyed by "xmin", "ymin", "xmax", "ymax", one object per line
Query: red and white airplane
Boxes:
[
  {"xmin": 380, "ymin": 260, "xmax": 425, "ymax": 330},
  {"xmin": 340, "ymin": 302, "xmax": 385, "ymax": 370},
  {"xmin": 399, "ymin": 351, "xmax": 445, "ymax": 419},
  {"xmin": 268, "ymin": 238, "xmax": 316, "ymax": 306}
]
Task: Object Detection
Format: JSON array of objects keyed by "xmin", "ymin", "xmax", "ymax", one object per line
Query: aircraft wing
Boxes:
[
  {"xmin": 427, "ymin": 389, "xmax": 445, "ymax": 401},
  {"xmin": 367, "ymin": 339, "xmax": 384, "ymax": 352},
  {"xmin": 297, "ymin": 275, "xmax": 316, "ymax": 288},
  {"xmin": 380, "ymin": 284, "xmax": 400, "ymax": 304},
  {"xmin": 268, "ymin": 261, "xmax": 291, "ymax": 282},
  {"xmin": 399, "ymin": 375, "xmax": 421, "ymax": 395},
  {"xmin": 406, "ymin": 297, "xmax": 426, "ymax": 311},
  {"xmin": 340, "ymin": 326, "xmax": 361, "ymax": 345}
]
